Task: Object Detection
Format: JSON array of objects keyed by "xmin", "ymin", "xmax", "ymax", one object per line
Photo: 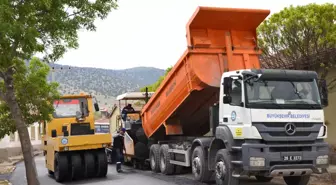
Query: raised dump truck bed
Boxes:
[
  {"xmin": 130, "ymin": 7, "xmax": 328, "ymax": 185},
  {"xmin": 141, "ymin": 7, "xmax": 270, "ymax": 138}
]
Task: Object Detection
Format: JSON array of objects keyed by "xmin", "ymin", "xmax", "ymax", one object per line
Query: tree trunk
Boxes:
[{"xmin": 3, "ymin": 76, "xmax": 40, "ymax": 185}]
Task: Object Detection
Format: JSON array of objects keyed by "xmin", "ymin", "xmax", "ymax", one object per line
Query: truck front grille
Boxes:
[{"xmin": 252, "ymin": 122, "xmax": 322, "ymax": 142}]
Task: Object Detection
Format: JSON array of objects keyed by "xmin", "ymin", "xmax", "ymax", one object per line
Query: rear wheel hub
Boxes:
[
  {"xmin": 215, "ymin": 161, "xmax": 226, "ymax": 180},
  {"xmin": 192, "ymin": 157, "xmax": 201, "ymax": 175}
]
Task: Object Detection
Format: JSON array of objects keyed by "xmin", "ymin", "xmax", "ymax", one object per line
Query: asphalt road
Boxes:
[{"xmin": 10, "ymin": 155, "xmax": 285, "ymax": 185}]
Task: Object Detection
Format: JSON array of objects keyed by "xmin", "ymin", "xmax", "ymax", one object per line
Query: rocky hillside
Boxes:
[{"xmin": 45, "ymin": 63, "xmax": 165, "ymax": 108}]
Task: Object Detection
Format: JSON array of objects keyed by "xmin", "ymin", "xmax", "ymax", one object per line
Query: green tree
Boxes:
[
  {"xmin": 0, "ymin": 58, "xmax": 59, "ymax": 137},
  {"xmin": 0, "ymin": 58, "xmax": 59, "ymax": 184},
  {"xmin": 0, "ymin": 1, "xmax": 117, "ymax": 184},
  {"xmin": 258, "ymin": 3, "xmax": 336, "ymax": 90},
  {"xmin": 141, "ymin": 66, "xmax": 173, "ymax": 92}
]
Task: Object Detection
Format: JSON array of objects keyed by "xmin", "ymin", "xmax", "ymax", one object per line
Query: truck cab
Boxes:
[{"xmin": 210, "ymin": 69, "xmax": 329, "ymax": 183}]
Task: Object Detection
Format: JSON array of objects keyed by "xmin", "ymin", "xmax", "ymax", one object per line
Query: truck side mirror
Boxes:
[
  {"xmin": 94, "ymin": 102, "xmax": 100, "ymax": 112},
  {"xmin": 319, "ymin": 79, "xmax": 328, "ymax": 107},
  {"xmin": 223, "ymin": 77, "xmax": 233, "ymax": 95}
]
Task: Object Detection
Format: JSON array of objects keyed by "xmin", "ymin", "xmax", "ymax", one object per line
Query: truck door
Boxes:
[
  {"xmin": 226, "ymin": 78, "xmax": 244, "ymax": 123},
  {"xmin": 222, "ymin": 78, "xmax": 250, "ymax": 137}
]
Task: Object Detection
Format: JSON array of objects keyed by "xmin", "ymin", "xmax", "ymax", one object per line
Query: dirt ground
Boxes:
[{"xmin": 308, "ymin": 174, "xmax": 335, "ymax": 185}]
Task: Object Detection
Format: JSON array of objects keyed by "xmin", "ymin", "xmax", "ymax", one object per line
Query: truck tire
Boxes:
[
  {"xmin": 283, "ymin": 175, "xmax": 310, "ymax": 185},
  {"xmin": 150, "ymin": 144, "xmax": 160, "ymax": 172},
  {"xmin": 83, "ymin": 152, "xmax": 95, "ymax": 178},
  {"xmin": 192, "ymin": 146, "xmax": 212, "ymax": 182},
  {"xmin": 159, "ymin": 144, "xmax": 174, "ymax": 175},
  {"xmin": 54, "ymin": 153, "xmax": 69, "ymax": 182},
  {"xmin": 135, "ymin": 142, "xmax": 149, "ymax": 160},
  {"xmin": 135, "ymin": 127, "xmax": 148, "ymax": 144},
  {"xmin": 71, "ymin": 153, "xmax": 83, "ymax": 180},
  {"xmin": 214, "ymin": 149, "xmax": 240, "ymax": 185},
  {"xmin": 95, "ymin": 150, "xmax": 108, "ymax": 177},
  {"xmin": 255, "ymin": 175, "xmax": 273, "ymax": 182}
]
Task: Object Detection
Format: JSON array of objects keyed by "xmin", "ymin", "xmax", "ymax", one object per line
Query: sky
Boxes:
[{"xmin": 54, "ymin": 0, "xmax": 334, "ymax": 70}]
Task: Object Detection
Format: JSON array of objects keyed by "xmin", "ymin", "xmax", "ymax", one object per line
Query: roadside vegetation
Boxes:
[{"xmin": 0, "ymin": 1, "xmax": 118, "ymax": 184}]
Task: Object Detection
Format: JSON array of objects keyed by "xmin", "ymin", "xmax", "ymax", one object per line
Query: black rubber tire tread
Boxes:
[
  {"xmin": 135, "ymin": 127, "xmax": 148, "ymax": 144},
  {"xmin": 83, "ymin": 152, "xmax": 95, "ymax": 178},
  {"xmin": 95, "ymin": 150, "xmax": 108, "ymax": 177},
  {"xmin": 283, "ymin": 175, "xmax": 310, "ymax": 185},
  {"xmin": 215, "ymin": 149, "xmax": 240, "ymax": 185},
  {"xmin": 71, "ymin": 153, "xmax": 83, "ymax": 180},
  {"xmin": 192, "ymin": 146, "xmax": 213, "ymax": 182},
  {"xmin": 255, "ymin": 175, "xmax": 273, "ymax": 182},
  {"xmin": 159, "ymin": 144, "xmax": 174, "ymax": 175},
  {"xmin": 138, "ymin": 162, "xmax": 145, "ymax": 170},
  {"xmin": 150, "ymin": 144, "xmax": 160, "ymax": 172},
  {"xmin": 135, "ymin": 142, "xmax": 149, "ymax": 160},
  {"xmin": 54, "ymin": 152, "xmax": 69, "ymax": 182}
]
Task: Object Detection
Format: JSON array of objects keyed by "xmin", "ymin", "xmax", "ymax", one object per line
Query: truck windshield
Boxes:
[
  {"xmin": 52, "ymin": 98, "xmax": 87, "ymax": 118},
  {"xmin": 245, "ymin": 79, "xmax": 322, "ymax": 109}
]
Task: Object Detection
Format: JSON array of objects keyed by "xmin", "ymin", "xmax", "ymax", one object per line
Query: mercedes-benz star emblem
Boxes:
[{"xmin": 285, "ymin": 123, "xmax": 296, "ymax": 136}]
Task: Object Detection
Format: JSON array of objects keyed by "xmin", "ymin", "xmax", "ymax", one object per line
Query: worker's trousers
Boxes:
[{"xmin": 115, "ymin": 148, "xmax": 124, "ymax": 172}]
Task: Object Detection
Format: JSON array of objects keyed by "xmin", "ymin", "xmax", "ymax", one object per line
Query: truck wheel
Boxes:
[
  {"xmin": 192, "ymin": 146, "xmax": 212, "ymax": 182},
  {"xmin": 54, "ymin": 153, "xmax": 69, "ymax": 182},
  {"xmin": 214, "ymin": 149, "xmax": 240, "ymax": 185},
  {"xmin": 139, "ymin": 161, "xmax": 146, "ymax": 170},
  {"xmin": 283, "ymin": 175, "xmax": 310, "ymax": 185},
  {"xmin": 71, "ymin": 153, "xmax": 83, "ymax": 180},
  {"xmin": 255, "ymin": 175, "xmax": 273, "ymax": 182},
  {"xmin": 149, "ymin": 144, "xmax": 160, "ymax": 172},
  {"xmin": 136, "ymin": 127, "xmax": 148, "ymax": 144},
  {"xmin": 84, "ymin": 152, "xmax": 95, "ymax": 178},
  {"xmin": 95, "ymin": 150, "xmax": 108, "ymax": 177},
  {"xmin": 159, "ymin": 144, "xmax": 174, "ymax": 175},
  {"xmin": 135, "ymin": 142, "xmax": 150, "ymax": 160}
]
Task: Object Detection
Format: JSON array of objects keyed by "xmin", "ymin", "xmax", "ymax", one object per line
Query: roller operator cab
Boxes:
[
  {"xmin": 41, "ymin": 94, "xmax": 112, "ymax": 182},
  {"xmin": 109, "ymin": 91, "xmax": 154, "ymax": 169}
]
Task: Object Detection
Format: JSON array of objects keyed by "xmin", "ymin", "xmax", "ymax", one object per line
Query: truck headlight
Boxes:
[
  {"xmin": 316, "ymin": 155, "xmax": 328, "ymax": 165},
  {"xmin": 63, "ymin": 146, "xmax": 69, "ymax": 151},
  {"xmin": 102, "ymin": 144, "xmax": 107, "ymax": 148},
  {"xmin": 250, "ymin": 157, "xmax": 265, "ymax": 167}
]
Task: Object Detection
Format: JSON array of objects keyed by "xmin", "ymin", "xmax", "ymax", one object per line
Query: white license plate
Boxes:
[{"xmin": 283, "ymin": 155, "xmax": 302, "ymax": 161}]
